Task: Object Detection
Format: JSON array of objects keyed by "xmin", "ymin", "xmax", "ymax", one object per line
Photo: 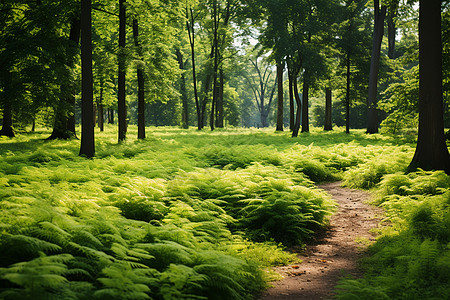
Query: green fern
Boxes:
[
  {"xmin": 0, "ymin": 253, "xmax": 77, "ymax": 299},
  {"xmin": 94, "ymin": 262, "xmax": 157, "ymax": 300}
]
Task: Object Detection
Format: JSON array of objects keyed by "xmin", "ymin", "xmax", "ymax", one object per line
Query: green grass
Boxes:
[{"xmin": 0, "ymin": 125, "xmax": 421, "ymax": 299}]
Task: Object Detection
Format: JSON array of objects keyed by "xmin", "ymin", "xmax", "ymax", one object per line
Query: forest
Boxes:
[{"xmin": 0, "ymin": 0, "xmax": 450, "ymax": 299}]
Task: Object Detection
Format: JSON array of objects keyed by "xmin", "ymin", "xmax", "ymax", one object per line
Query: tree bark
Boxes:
[
  {"xmin": 0, "ymin": 101, "xmax": 15, "ymax": 137},
  {"xmin": 108, "ymin": 108, "xmax": 114, "ymax": 124},
  {"xmin": 200, "ymin": 45, "xmax": 214, "ymax": 129},
  {"xmin": 291, "ymin": 76, "xmax": 302, "ymax": 137},
  {"xmin": 324, "ymin": 88, "xmax": 332, "ymax": 131},
  {"xmin": 276, "ymin": 61, "xmax": 284, "ymax": 131},
  {"xmin": 98, "ymin": 83, "xmax": 104, "ymax": 132},
  {"xmin": 409, "ymin": 0, "xmax": 450, "ymax": 173},
  {"xmin": 79, "ymin": 0, "xmax": 95, "ymax": 158},
  {"xmin": 117, "ymin": 0, "xmax": 127, "ymax": 141},
  {"xmin": 210, "ymin": 0, "xmax": 219, "ymax": 131},
  {"xmin": 217, "ymin": 68, "xmax": 224, "ymax": 128},
  {"xmin": 133, "ymin": 19, "xmax": 145, "ymax": 139},
  {"xmin": 186, "ymin": 7, "xmax": 200, "ymax": 130},
  {"xmin": 367, "ymin": 0, "xmax": 386, "ymax": 134},
  {"xmin": 301, "ymin": 80, "xmax": 309, "ymax": 133},
  {"xmin": 176, "ymin": 49, "xmax": 189, "ymax": 129},
  {"xmin": 288, "ymin": 67, "xmax": 295, "ymax": 131},
  {"xmin": 387, "ymin": 10, "xmax": 396, "ymax": 59}
]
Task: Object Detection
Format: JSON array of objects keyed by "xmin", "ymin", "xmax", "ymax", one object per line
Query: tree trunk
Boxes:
[
  {"xmin": 217, "ymin": 68, "xmax": 224, "ymax": 128},
  {"xmin": 387, "ymin": 10, "xmax": 396, "ymax": 59},
  {"xmin": 345, "ymin": 54, "xmax": 351, "ymax": 134},
  {"xmin": 93, "ymin": 103, "xmax": 97, "ymax": 126},
  {"xmin": 0, "ymin": 101, "xmax": 15, "ymax": 137},
  {"xmin": 324, "ymin": 88, "xmax": 332, "ymax": 131},
  {"xmin": 288, "ymin": 69, "xmax": 295, "ymax": 131},
  {"xmin": 108, "ymin": 108, "xmax": 114, "ymax": 124},
  {"xmin": 367, "ymin": 0, "xmax": 386, "ymax": 134},
  {"xmin": 186, "ymin": 7, "xmax": 200, "ymax": 130},
  {"xmin": 176, "ymin": 49, "xmax": 189, "ymax": 129},
  {"xmin": 117, "ymin": 0, "xmax": 127, "ymax": 141},
  {"xmin": 276, "ymin": 61, "xmax": 284, "ymax": 131},
  {"xmin": 133, "ymin": 19, "xmax": 145, "ymax": 139},
  {"xmin": 79, "ymin": 0, "xmax": 95, "ymax": 158},
  {"xmin": 409, "ymin": 0, "xmax": 450, "ymax": 173},
  {"xmin": 291, "ymin": 76, "xmax": 302, "ymax": 137},
  {"xmin": 210, "ymin": 0, "xmax": 219, "ymax": 131},
  {"xmin": 98, "ymin": 85, "xmax": 104, "ymax": 132},
  {"xmin": 301, "ymin": 80, "xmax": 309, "ymax": 133}
]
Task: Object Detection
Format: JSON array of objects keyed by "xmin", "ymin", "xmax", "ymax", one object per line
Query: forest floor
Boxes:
[{"xmin": 259, "ymin": 181, "xmax": 383, "ymax": 300}]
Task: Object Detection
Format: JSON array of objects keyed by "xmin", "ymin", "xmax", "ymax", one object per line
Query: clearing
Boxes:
[{"xmin": 260, "ymin": 181, "xmax": 383, "ymax": 300}]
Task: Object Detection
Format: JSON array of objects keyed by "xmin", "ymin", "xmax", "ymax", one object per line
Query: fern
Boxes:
[
  {"xmin": 158, "ymin": 264, "xmax": 207, "ymax": 300},
  {"xmin": 94, "ymin": 262, "xmax": 157, "ymax": 300},
  {"xmin": 0, "ymin": 234, "xmax": 62, "ymax": 265},
  {"xmin": 335, "ymin": 279, "xmax": 390, "ymax": 300},
  {"xmin": 0, "ymin": 253, "xmax": 78, "ymax": 299}
]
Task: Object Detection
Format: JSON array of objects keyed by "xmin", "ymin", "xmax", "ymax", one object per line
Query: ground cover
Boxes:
[{"xmin": 0, "ymin": 126, "xmax": 424, "ymax": 299}]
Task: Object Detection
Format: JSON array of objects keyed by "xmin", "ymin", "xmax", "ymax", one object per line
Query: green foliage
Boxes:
[
  {"xmin": 337, "ymin": 170, "xmax": 450, "ymax": 299},
  {"xmin": 188, "ymin": 144, "xmax": 281, "ymax": 169},
  {"xmin": 379, "ymin": 65, "xmax": 419, "ymax": 135},
  {"xmin": 1, "ymin": 127, "xmax": 426, "ymax": 299},
  {"xmin": 342, "ymin": 144, "xmax": 413, "ymax": 189}
]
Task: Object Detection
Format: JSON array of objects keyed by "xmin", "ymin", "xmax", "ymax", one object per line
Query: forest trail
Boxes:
[{"xmin": 259, "ymin": 181, "xmax": 383, "ymax": 300}]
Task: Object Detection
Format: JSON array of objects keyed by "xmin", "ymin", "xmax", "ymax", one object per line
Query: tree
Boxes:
[
  {"xmin": 409, "ymin": 0, "xmax": 450, "ymax": 173},
  {"xmin": 79, "ymin": 0, "xmax": 95, "ymax": 158},
  {"xmin": 176, "ymin": 48, "xmax": 189, "ymax": 129},
  {"xmin": 117, "ymin": 0, "xmax": 127, "ymax": 142},
  {"xmin": 324, "ymin": 88, "xmax": 332, "ymax": 130},
  {"xmin": 276, "ymin": 61, "xmax": 284, "ymax": 131},
  {"xmin": 185, "ymin": 3, "xmax": 202, "ymax": 129},
  {"xmin": 336, "ymin": 0, "xmax": 370, "ymax": 134},
  {"xmin": 367, "ymin": 0, "xmax": 387, "ymax": 134},
  {"xmin": 242, "ymin": 50, "xmax": 277, "ymax": 127},
  {"xmin": 133, "ymin": 18, "xmax": 145, "ymax": 139},
  {"xmin": 387, "ymin": 0, "xmax": 400, "ymax": 59}
]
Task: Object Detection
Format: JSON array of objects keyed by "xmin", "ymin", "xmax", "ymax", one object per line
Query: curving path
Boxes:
[{"xmin": 259, "ymin": 182, "xmax": 383, "ymax": 300}]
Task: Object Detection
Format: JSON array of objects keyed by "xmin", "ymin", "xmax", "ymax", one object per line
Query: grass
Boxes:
[{"xmin": 0, "ymin": 125, "xmax": 424, "ymax": 299}]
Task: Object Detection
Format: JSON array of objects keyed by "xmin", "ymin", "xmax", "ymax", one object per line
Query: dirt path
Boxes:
[{"xmin": 259, "ymin": 182, "xmax": 383, "ymax": 300}]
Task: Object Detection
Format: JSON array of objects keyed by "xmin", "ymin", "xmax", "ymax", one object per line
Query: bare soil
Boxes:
[{"xmin": 258, "ymin": 181, "xmax": 383, "ymax": 300}]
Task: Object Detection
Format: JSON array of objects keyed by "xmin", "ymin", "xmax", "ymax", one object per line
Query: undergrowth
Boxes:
[
  {"xmin": 336, "ymin": 170, "xmax": 450, "ymax": 299},
  {"xmin": 0, "ymin": 126, "xmax": 417, "ymax": 299}
]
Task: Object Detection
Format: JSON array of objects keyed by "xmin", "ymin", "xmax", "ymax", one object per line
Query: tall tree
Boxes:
[
  {"xmin": 133, "ymin": 18, "xmax": 145, "ymax": 139},
  {"xmin": 324, "ymin": 88, "xmax": 332, "ymax": 130},
  {"xmin": 409, "ymin": 0, "xmax": 450, "ymax": 173},
  {"xmin": 0, "ymin": 101, "xmax": 14, "ymax": 137},
  {"xmin": 242, "ymin": 53, "xmax": 277, "ymax": 128},
  {"xmin": 79, "ymin": 0, "xmax": 95, "ymax": 158},
  {"xmin": 117, "ymin": 0, "xmax": 127, "ymax": 141},
  {"xmin": 366, "ymin": 0, "xmax": 387, "ymax": 133},
  {"xmin": 176, "ymin": 48, "xmax": 189, "ymax": 129},
  {"xmin": 185, "ymin": 4, "xmax": 201, "ymax": 130},
  {"xmin": 387, "ymin": 0, "xmax": 399, "ymax": 59},
  {"xmin": 210, "ymin": 0, "xmax": 219, "ymax": 131},
  {"xmin": 275, "ymin": 61, "xmax": 284, "ymax": 131}
]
